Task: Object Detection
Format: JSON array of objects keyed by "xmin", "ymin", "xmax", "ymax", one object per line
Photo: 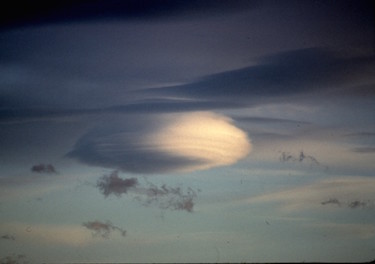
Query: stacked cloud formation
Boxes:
[{"xmin": 68, "ymin": 111, "xmax": 251, "ymax": 174}]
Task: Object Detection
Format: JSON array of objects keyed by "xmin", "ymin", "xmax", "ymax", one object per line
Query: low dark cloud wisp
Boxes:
[
  {"xmin": 1, "ymin": 234, "xmax": 15, "ymax": 241},
  {"xmin": 97, "ymin": 171, "xmax": 138, "ymax": 197},
  {"xmin": 321, "ymin": 198, "xmax": 374, "ymax": 209},
  {"xmin": 82, "ymin": 220, "xmax": 126, "ymax": 238},
  {"xmin": 279, "ymin": 151, "xmax": 320, "ymax": 166},
  {"xmin": 96, "ymin": 171, "xmax": 198, "ymax": 213},
  {"xmin": 31, "ymin": 164, "xmax": 57, "ymax": 174}
]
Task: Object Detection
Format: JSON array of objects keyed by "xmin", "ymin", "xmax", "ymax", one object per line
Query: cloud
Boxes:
[
  {"xmin": 135, "ymin": 182, "xmax": 198, "ymax": 213},
  {"xmin": 321, "ymin": 198, "xmax": 374, "ymax": 209},
  {"xmin": 321, "ymin": 198, "xmax": 341, "ymax": 206},
  {"xmin": 0, "ymin": 0, "xmax": 258, "ymax": 30},
  {"xmin": 82, "ymin": 220, "xmax": 126, "ymax": 239},
  {"xmin": 1, "ymin": 234, "xmax": 15, "ymax": 241},
  {"xmin": 1, "ymin": 48, "xmax": 374, "ymax": 124},
  {"xmin": 243, "ymin": 176, "xmax": 375, "ymax": 212},
  {"xmin": 68, "ymin": 111, "xmax": 251, "ymax": 174},
  {"xmin": 31, "ymin": 164, "xmax": 57, "ymax": 174},
  {"xmin": 279, "ymin": 150, "xmax": 320, "ymax": 166},
  {"xmin": 96, "ymin": 171, "xmax": 138, "ymax": 197},
  {"xmin": 96, "ymin": 171, "xmax": 198, "ymax": 213},
  {"xmin": 351, "ymin": 147, "xmax": 375, "ymax": 153},
  {"xmin": 145, "ymin": 48, "xmax": 375, "ymax": 103}
]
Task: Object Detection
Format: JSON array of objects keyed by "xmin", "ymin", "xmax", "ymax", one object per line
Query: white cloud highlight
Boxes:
[{"xmin": 148, "ymin": 112, "xmax": 251, "ymax": 172}]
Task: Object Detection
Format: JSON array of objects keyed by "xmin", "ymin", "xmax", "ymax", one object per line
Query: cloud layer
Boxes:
[
  {"xmin": 244, "ymin": 176, "xmax": 375, "ymax": 212},
  {"xmin": 68, "ymin": 111, "xmax": 251, "ymax": 174}
]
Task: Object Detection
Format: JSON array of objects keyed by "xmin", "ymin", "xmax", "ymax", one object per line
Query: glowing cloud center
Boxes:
[{"xmin": 146, "ymin": 111, "xmax": 252, "ymax": 172}]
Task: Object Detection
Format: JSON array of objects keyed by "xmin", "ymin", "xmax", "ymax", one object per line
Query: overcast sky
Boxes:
[{"xmin": 0, "ymin": 1, "xmax": 375, "ymax": 263}]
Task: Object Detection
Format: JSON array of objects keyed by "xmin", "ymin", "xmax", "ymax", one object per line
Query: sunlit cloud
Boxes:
[{"xmin": 68, "ymin": 111, "xmax": 251, "ymax": 174}]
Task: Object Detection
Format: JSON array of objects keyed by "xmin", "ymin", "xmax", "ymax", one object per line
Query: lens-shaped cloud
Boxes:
[{"xmin": 68, "ymin": 111, "xmax": 251, "ymax": 174}]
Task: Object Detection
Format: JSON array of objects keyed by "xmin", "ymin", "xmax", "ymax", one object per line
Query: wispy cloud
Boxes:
[
  {"xmin": 243, "ymin": 176, "xmax": 375, "ymax": 212},
  {"xmin": 96, "ymin": 171, "xmax": 138, "ymax": 197},
  {"xmin": 321, "ymin": 198, "xmax": 374, "ymax": 209},
  {"xmin": 279, "ymin": 150, "xmax": 320, "ymax": 166},
  {"xmin": 145, "ymin": 48, "xmax": 375, "ymax": 104},
  {"xmin": 0, "ymin": 254, "xmax": 27, "ymax": 264},
  {"xmin": 96, "ymin": 171, "xmax": 198, "ymax": 213},
  {"xmin": 351, "ymin": 147, "xmax": 375, "ymax": 153},
  {"xmin": 135, "ymin": 182, "xmax": 197, "ymax": 213},
  {"xmin": 0, "ymin": 0, "xmax": 257, "ymax": 30},
  {"xmin": 31, "ymin": 164, "xmax": 57, "ymax": 174},
  {"xmin": 1, "ymin": 234, "xmax": 15, "ymax": 241},
  {"xmin": 82, "ymin": 220, "xmax": 126, "ymax": 239}
]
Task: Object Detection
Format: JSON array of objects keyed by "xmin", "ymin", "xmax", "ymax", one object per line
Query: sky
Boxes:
[{"xmin": 0, "ymin": 0, "xmax": 374, "ymax": 263}]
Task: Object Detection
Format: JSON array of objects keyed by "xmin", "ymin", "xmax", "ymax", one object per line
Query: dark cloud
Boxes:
[
  {"xmin": 279, "ymin": 151, "xmax": 320, "ymax": 166},
  {"xmin": 144, "ymin": 48, "xmax": 375, "ymax": 103},
  {"xmin": 0, "ymin": 254, "xmax": 27, "ymax": 264},
  {"xmin": 82, "ymin": 220, "xmax": 126, "ymax": 238},
  {"xmin": 348, "ymin": 200, "xmax": 373, "ymax": 209},
  {"xmin": 321, "ymin": 198, "xmax": 374, "ymax": 209},
  {"xmin": 31, "ymin": 164, "xmax": 57, "ymax": 174},
  {"xmin": 351, "ymin": 147, "xmax": 375, "ymax": 153},
  {"xmin": 321, "ymin": 198, "xmax": 341, "ymax": 206},
  {"xmin": 0, "ymin": 0, "xmax": 258, "ymax": 30},
  {"xmin": 96, "ymin": 171, "xmax": 198, "ymax": 213},
  {"xmin": 1, "ymin": 234, "xmax": 15, "ymax": 241},
  {"xmin": 96, "ymin": 170, "xmax": 138, "ymax": 197},
  {"xmin": 136, "ymin": 182, "xmax": 197, "ymax": 213},
  {"xmin": 1, "ymin": 48, "xmax": 374, "ymax": 125}
]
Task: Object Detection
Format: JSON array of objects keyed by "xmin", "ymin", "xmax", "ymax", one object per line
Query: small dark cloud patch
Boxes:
[
  {"xmin": 1, "ymin": 234, "xmax": 15, "ymax": 241},
  {"xmin": 351, "ymin": 147, "xmax": 375, "ymax": 153},
  {"xmin": 279, "ymin": 151, "xmax": 320, "ymax": 166},
  {"xmin": 321, "ymin": 198, "xmax": 374, "ymax": 209},
  {"xmin": 31, "ymin": 164, "xmax": 57, "ymax": 174},
  {"xmin": 0, "ymin": 0, "xmax": 258, "ymax": 30},
  {"xmin": 321, "ymin": 198, "xmax": 341, "ymax": 206},
  {"xmin": 96, "ymin": 171, "xmax": 138, "ymax": 197},
  {"xmin": 348, "ymin": 200, "xmax": 372, "ymax": 209},
  {"xmin": 96, "ymin": 171, "xmax": 198, "ymax": 213},
  {"xmin": 82, "ymin": 220, "xmax": 126, "ymax": 239},
  {"xmin": 137, "ymin": 182, "xmax": 197, "ymax": 213},
  {"xmin": 0, "ymin": 254, "xmax": 27, "ymax": 264}
]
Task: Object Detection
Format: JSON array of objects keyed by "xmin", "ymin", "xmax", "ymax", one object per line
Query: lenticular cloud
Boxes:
[{"xmin": 68, "ymin": 111, "xmax": 251, "ymax": 174}]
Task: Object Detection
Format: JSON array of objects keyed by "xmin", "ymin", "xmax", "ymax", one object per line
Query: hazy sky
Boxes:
[{"xmin": 0, "ymin": 1, "xmax": 375, "ymax": 263}]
